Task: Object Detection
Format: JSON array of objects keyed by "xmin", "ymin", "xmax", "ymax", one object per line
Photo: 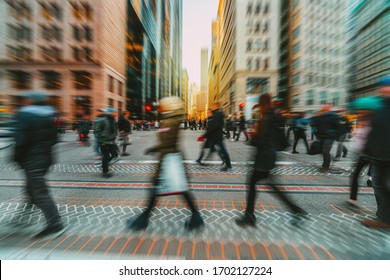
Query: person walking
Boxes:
[
  {"xmin": 334, "ymin": 110, "xmax": 351, "ymax": 160},
  {"xmin": 235, "ymin": 112, "xmax": 249, "ymax": 141},
  {"xmin": 93, "ymin": 109, "xmax": 106, "ymax": 159},
  {"xmin": 235, "ymin": 93, "xmax": 307, "ymax": 227},
  {"xmin": 231, "ymin": 113, "xmax": 239, "ymax": 142},
  {"xmin": 78, "ymin": 114, "xmax": 92, "ymax": 146},
  {"xmin": 311, "ymin": 105, "xmax": 340, "ymax": 173},
  {"xmin": 224, "ymin": 115, "xmax": 232, "ymax": 139},
  {"xmin": 118, "ymin": 111, "xmax": 131, "ymax": 156},
  {"xmin": 128, "ymin": 97, "xmax": 204, "ymax": 231},
  {"xmin": 291, "ymin": 113, "xmax": 310, "ymax": 154},
  {"xmin": 206, "ymin": 102, "xmax": 233, "ymax": 171},
  {"xmin": 94, "ymin": 108, "xmax": 118, "ymax": 178},
  {"xmin": 360, "ymin": 76, "xmax": 390, "ymax": 228},
  {"xmin": 14, "ymin": 91, "xmax": 66, "ymax": 240}
]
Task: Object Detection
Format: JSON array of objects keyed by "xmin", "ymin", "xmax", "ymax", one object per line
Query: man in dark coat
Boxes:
[
  {"xmin": 204, "ymin": 102, "xmax": 232, "ymax": 171},
  {"xmin": 235, "ymin": 112, "xmax": 249, "ymax": 141},
  {"xmin": 118, "ymin": 110, "xmax": 131, "ymax": 156},
  {"xmin": 311, "ymin": 105, "xmax": 340, "ymax": 173},
  {"xmin": 361, "ymin": 76, "xmax": 390, "ymax": 228},
  {"xmin": 14, "ymin": 91, "xmax": 65, "ymax": 240}
]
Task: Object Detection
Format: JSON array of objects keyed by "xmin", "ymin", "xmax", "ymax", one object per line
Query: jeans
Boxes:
[
  {"xmin": 246, "ymin": 171, "xmax": 302, "ymax": 214},
  {"xmin": 25, "ymin": 167, "xmax": 61, "ymax": 227},
  {"xmin": 292, "ymin": 129, "xmax": 309, "ymax": 153},
  {"xmin": 321, "ymin": 139, "xmax": 334, "ymax": 169},
  {"xmin": 93, "ymin": 139, "xmax": 101, "ymax": 156},
  {"xmin": 100, "ymin": 144, "xmax": 117, "ymax": 173},
  {"xmin": 212, "ymin": 140, "xmax": 232, "ymax": 168},
  {"xmin": 350, "ymin": 156, "xmax": 371, "ymax": 200},
  {"xmin": 371, "ymin": 160, "xmax": 390, "ymax": 224},
  {"xmin": 336, "ymin": 133, "xmax": 348, "ymax": 158},
  {"xmin": 235, "ymin": 129, "xmax": 249, "ymax": 141}
]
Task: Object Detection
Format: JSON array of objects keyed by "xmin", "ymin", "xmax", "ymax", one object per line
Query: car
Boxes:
[{"xmin": 0, "ymin": 120, "xmax": 16, "ymax": 138}]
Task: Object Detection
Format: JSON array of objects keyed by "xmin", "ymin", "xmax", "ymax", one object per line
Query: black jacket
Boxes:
[
  {"xmin": 311, "ymin": 112, "xmax": 340, "ymax": 140},
  {"xmin": 14, "ymin": 105, "xmax": 58, "ymax": 169},
  {"xmin": 203, "ymin": 109, "xmax": 225, "ymax": 143},
  {"xmin": 238, "ymin": 116, "xmax": 246, "ymax": 130},
  {"xmin": 250, "ymin": 109, "xmax": 277, "ymax": 171},
  {"xmin": 365, "ymin": 98, "xmax": 390, "ymax": 161},
  {"xmin": 118, "ymin": 115, "xmax": 131, "ymax": 133}
]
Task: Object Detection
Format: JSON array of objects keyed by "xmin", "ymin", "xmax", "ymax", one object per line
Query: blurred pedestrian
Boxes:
[
  {"xmin": 224, "ymin": 115, "xmax": 232, "ymax": 139},
  {"xmin": 93, "ymin": 109, "xmax": 106, "ymax": 159},
  {"xmin": 311, "ymin": 105, "xmax": 340, "ymax": 173},
  {"xmin": 118, "ymin": 110, "xmax": 131, "ymax": 156},
  {"xmin": 128, "ymin": 97, "xmax": 204, "ymax": 231},
  {"xmin": 349, "ymin": 110, "xmax": 372, "ymax": 206},
  {"xmin": 231, "ymin": 113, "xmax": 239, "ymax": 141},
  {"xmin": 291, "ymin": 112, "xmax": 310, "ymax": 154},
  {"xmin": 14, "ymin": 91, "xmax": 66, "ymax": 240},
  {"xmin": 94, "ymin": 107, "xmax": 118, "ymax": 178},
  {"xmin": 235, "ymin": 112, "xmax": 249, "ymax": 141},
  {"xmin": 334, "ymin": 109, "xmax": 352, "ymax": 161},
  {"xmin": 235, "ymin": 93, "xmax": 307, "ymax": 227},
  {"xmin": 361, "ymin": 76, "xmax": 390, "ymax": 228},
  {"xmin": 78, "ymin": 113, "xmax": 92, "ymax": 146},
  {"xmin": 207, "ymin": 102, "xmax": 232, "ymax": 171}
]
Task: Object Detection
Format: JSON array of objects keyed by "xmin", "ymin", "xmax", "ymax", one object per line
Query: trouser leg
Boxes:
[
  {"xmin": 322, "ymin": 139, "xmax": 334, "ymax": 169},
  {"xmin": 100, "ymin": 144, "xmax": 110, "ymax": 173},
  {"xmin": 350, "ymin": 156, "xmax": 370, "ymax": 200},
  {"xmin": 371, "ymin": 161, "xmax": 390, "ymax": 223},
  {"xmin": 216, "ymin": 141, "xmax": 231, "ymax": 168},
  {"xmin": 246, "ymin": 171, "xmax": 268, "ymax": 213}
]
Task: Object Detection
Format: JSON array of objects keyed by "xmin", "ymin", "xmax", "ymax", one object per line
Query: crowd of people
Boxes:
[{"xmin": 10, "ymin": 76, "xmax": 390, "ymax": 241}]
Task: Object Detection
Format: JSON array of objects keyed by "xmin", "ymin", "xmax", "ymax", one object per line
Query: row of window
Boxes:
[
  {"xmin": 6, "ymin": 1, "xmax": 93, "ymax": 22},
  {"xmin": 246, "ymin": 20, "xmax": 269, "ymax": 34},
  {"xmin": 6, "ymin": 45, "xmax": 94, "ymax": 62},
  {"xmin": 246, "ymin": 39, "xmax": 269, "ymax": 52},
  {"xmin": 7, "ymin": 24, "xmax": 93, "ymax": 43},
  {"xmin": 294, "ymin": 91, "xmax": 342, "ymax": 107},
  {"xmin": 7, "ymin": 70, "xmax": 93, "ymax": 90},
  {"xmin": 246, "ymin": 57, "xmax": 270, "ymax": 71},
  {"xmin": 108, "ymin": 75, "xmax": 124, "ymax": 97},
  {"xmin": 247, "ymin": 2, "xmax": 270, "ymax": 16}
]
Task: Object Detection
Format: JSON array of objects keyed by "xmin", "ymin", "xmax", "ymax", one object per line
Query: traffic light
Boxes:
[
  {"xmin": 145, "ymin": 105, "xmax": 152, "ymax": 112},
  {"xmin": 239, "ymin": 103, "xmax": 245, "ymax": 110}
]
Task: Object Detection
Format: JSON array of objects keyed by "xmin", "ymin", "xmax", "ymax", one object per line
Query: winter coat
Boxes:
[
  {"xmin": 78, "ymin": 119, "xmax": 92, "ymax": 134},
  {"xmin": 238, "ymin": 116, "xmax": 246, "ymax": 130},
  {"xmin": 14, "ymin": 105, "xmax": 58, "ymax": 169},
  {"xmin": 94, "ymin": 115, "xmax": 118, "ymax": 145},
  {"xmin": 203, "ymin": 109, "xmax": 225, "ymax": 143},
  {"xmin": 311, "ymin": 112, "xmax": 340, "ymax": 140},
  {"xmin": 364, "ymin": 98, "xmax": 390, "ymax": 161},
  {"xmin": 250, "ymin": 109, "xmax": 277, "ymax": 171},
  {"xmin": 118, "ymin": 115, "xmax": 131, "ymax": 133}
]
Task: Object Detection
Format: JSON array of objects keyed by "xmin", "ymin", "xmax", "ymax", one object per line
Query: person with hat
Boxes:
[
  {"xmin": 94, "ymin": 107, "xmax": 118, "ymax": 178},
  {"xmin": 13, "ymin": 90, "xmax": 66, "ymax": 240},
  {"xmin": 128, "ymin": 97, "xmax": 204, "ymax": 231},
  {"xmin": 361, "ymin": 76, "xmax": 390, "ymax": 228}
]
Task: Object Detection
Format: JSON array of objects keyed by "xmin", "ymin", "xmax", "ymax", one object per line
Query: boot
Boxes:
[
  {"xmin": 128, "ymin": 212, "xmax": 149, "ymax": 231},
  {"xmin": 184, "ymin": 212, "xmax": 204, "ymax": 231},
  {"xmin": 235, "ymin": 211, "xmax": 256, "ymax": 227}
]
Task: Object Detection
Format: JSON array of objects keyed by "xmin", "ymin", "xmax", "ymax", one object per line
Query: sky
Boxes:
[{"xmin": 183, "ymin": 0, "xmax": 219, "ymax": 86}]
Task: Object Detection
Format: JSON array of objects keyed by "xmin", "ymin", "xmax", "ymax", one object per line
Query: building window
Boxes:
[
  {"xmin": 255, "ymin": 3, "xmax": 261, "ymax": 14},
  {"xmin": 41, "ymin": 26, "xmax": 62, "ymax": 42},
  {"xmin": 320, "ymin": 91, "xmax": 327, "ymax": 105},
  {"xmin": 292, "ymin": 58, "xmax": 300, "ymax": 70},
  {"xmin": 306, "ymin": 90, "xmax": 314, "ymax": 105},
  {"xmin": 247, "ymin": 58, "xmax": 252, "ymax": 70},
  {"xmin": 264, "ymin": 58, "xmax": 269, "ymax": 70},
  {"xmin": 255, "ymin": 22, "xmax": 260, "ymax": 33},
  {"xmin": 293, "ymin": 73, "xmax": 300, "ymax": 85},
  {"xmin": 246, "ymin": 40, "xmax": 253, "ymax": 52},
  {"xmin": 108, "ymin": 76, "xmax": 114, "ymax": 92},
  {"xmin": 84, "ymin": 26, "xmax": 93, "ymax": 41},
  {"xmin": 7, "ymin": 1, "xmax": 32, "ymax": 20},
  {"xmin": 41, "ymin": 47, "xmax": 62, "ymax": 61},
  {"xmin": 332, "ymin": 92, "xmax": 340, "ymax": 106},
  {"xmin": 264, "ymin": 3, "xmax": 269, "ymax": 14},
  {"xmin": 108, "ymin": 98, "xmax": 114, "ymax": 107},
  {"xmin": 263, "ymin": 21, "xmax": 269, "ymax": 33},
  {"xmin": 118, "ymin": 101, "xmax": 123, "ymax": 115},
  {"xmin": 292, "ymin": 42, "xmax": 300, "ymax": 54},
  {"xmin": 8, "ymin": 71, "xmax": 32, "ymax": 89},
  {"xmin": 72, "ymin": 26, "xmax": 82, "ymax": 41},
  {"xmin": 255, "ymin": 58, "xmax": 261, "ymax": 70},
  {"xmin": 293, "ymin": 26, "xmax": 301, "ymax": 39},
  {"xmin": 247, "ymin": 3, "xmax": 252, "ymax": 15},
  {"xmin": 264, "ymin": 39, "xmax": 269, "ymax": 51},
  {"xmin": 293, "ymin": 95, "xmax": 300, "ymax": 106},
  {"xmin": 84, "ymin": 48, "xmax": 93, "ymax": 61},
  {"xmin": 118, "ymin": 81, "xmax": 123, "ymax": 96},
  {"xmin": 7, "ymin": 46, "xmax": 32, "ymax": 61},
  {"xmin": 8, "ymin": 24, "xmax": 32, "ymax": 42},
  {"xmin": 246, "ymin": 78, "xmax": 269, "ymax": 95},
  {"xmin": 72, "ymin": 47, "xmax": 82, "ymax": 61},
  {"xmin": 41, "ymin": 71, "xmax": 62, "ymax": 89},
  {"xmin": 73, "ymin": 71, "xmax": 92, "ymax": 90}
]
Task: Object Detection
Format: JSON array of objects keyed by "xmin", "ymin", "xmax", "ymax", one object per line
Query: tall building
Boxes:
[
  {"xmin": 182, "ymin": 69, "xmax": 189, "ymax": 117},
  {"xmin": 200, "ymin": 48, "xmax": 208, "ymax": 92},
  {"xmin": 208, "ymin": 20, "xmax": 220, "ymax": 108},
  {"xmin": 126, "ymin": 0, "xmax": 183, "ymax": 119},
  {"xmin": 279, "ymin": 0, "xmax": 349, "ymax": 113},
  {"xmin": 348, "ymin": 0, "xmax": 390, "ymax": 99},
  {"xmin": 215, "ymin": 0, "xmax": 280, "ymax": 119},
  {"xmin": 0, "ymin": 0, "xmax": 127, "ymax": 121}
]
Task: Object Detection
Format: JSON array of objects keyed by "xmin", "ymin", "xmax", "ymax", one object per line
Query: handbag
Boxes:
[
  {"xmin": 309, "ymin": 140, "xmax": 322, "ymax": 155},
  {"xmin": 156, "ymin": 153, "xmax": 188, "ymax": 196}
]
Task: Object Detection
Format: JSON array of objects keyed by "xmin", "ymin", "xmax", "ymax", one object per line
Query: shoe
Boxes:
[
  {"xmin": 34, "ymin": 224, "xmax": 66, "ymax": 241},
  {"xmin": 342, "ymin": 151, "xmax": 348, "ymax": 158},
  {"xmin": 347, "ymin": 199, "xmax": 358, "ymax": 207},
  {"xmin": 231, "ymin": 139, "xmax": 235, "ymax": 142},
  {"xmin": 334, "ymin": 157, "xmax": 341, "ymax": 161},
  {"xmin": 235, "ymin": 212, "xmax": 256, "ymax": 227},
  {"xmin": 292, "ymin": 151, "xmax": 299, "ymax": 154},
  {"xmin": 360, "ymin": 219, "xmax": 390, "ymax": 229},
  {"xmin": 196, "ymin": 159, "xmax": 205, "ymax": 166},
  {"xmin": 367, "ymin": 178, "xmax": 373, "ymax": 187},
  {"xmin": 121, "ymin": 152, "xmax": 130, "ymax": 156},
  {"xmin": 102, "ymin": 172, "xmax": 113, "ymax": 178},
  {"xmin": 129, "ymin": 213, "xmax": 149, "ymax": 231},
  {"xmin": 184, "ymin": 212, "xmax": 204, "ymax": 231},
  {"xmin": 220, "ymin": 166, "xmax": 232, "ymax": 172},
  {"xmin": 319, "ymin": 168, "xmax": 329, "ymax": 174}
]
